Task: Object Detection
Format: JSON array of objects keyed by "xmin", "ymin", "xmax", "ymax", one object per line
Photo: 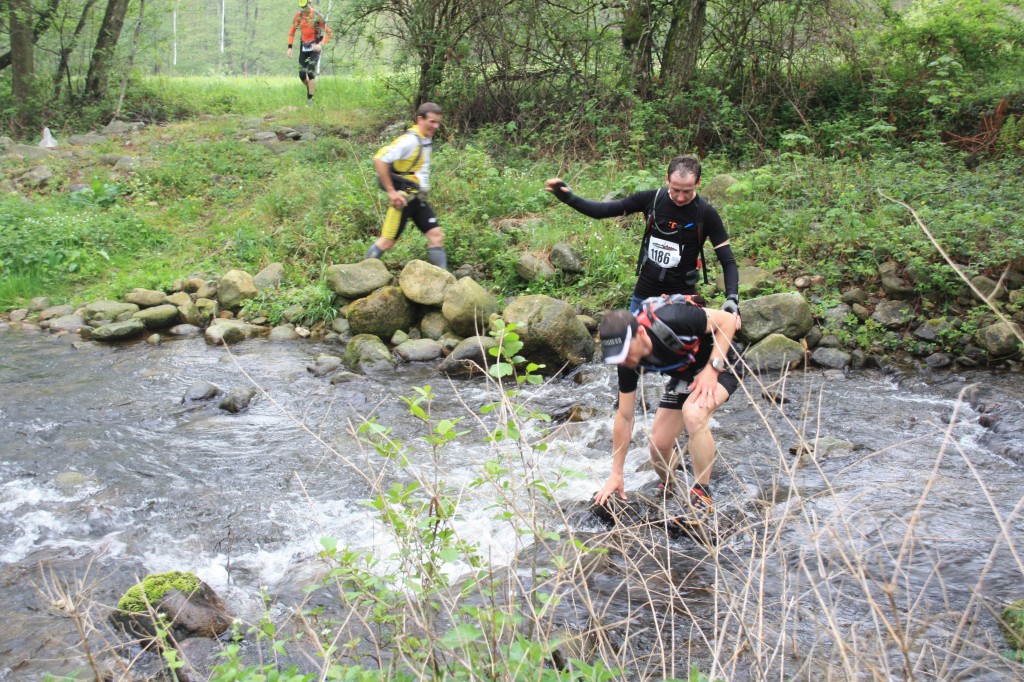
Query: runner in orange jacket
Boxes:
[{"xmin": 286, "ymin": 0, "xmax": 331, "ymax": 105}]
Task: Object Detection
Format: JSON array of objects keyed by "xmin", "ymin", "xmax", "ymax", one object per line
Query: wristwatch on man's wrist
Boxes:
[{"xmin": 710, "ymin": 357, "xmax": 725, "ymax": 372}]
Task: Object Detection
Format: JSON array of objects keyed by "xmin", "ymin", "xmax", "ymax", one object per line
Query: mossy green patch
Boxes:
[
  {"xmin": 117, "ymin": 571, "xmax": 200, "ymax": 613},
  {"xmin": 1002, "ymin": 598, "xmax": 1024, "ymax": 653}
]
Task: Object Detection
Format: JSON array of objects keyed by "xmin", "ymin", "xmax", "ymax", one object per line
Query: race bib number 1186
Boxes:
[{"xmin": 647, "ymin": 237, "xmax": 681, "ymax": 268}]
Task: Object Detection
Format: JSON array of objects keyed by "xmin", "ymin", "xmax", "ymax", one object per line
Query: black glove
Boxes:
[
  {"xmin": 549, "ymin": 181, "xmax": 573, "ymax": 203},
  {"xmin": 722, "ymin": 294, "xmax": 739, "ymax": 316}
]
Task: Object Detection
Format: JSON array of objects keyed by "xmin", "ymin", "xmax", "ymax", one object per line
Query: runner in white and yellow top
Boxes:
[{"xmin": 366, "ymin": 102, "xmax": 447, "ymax": 269}]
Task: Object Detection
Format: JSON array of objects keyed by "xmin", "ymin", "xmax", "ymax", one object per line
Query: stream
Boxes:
[{"xmin": 1, "ymin": 325, "xmax": 1022, "ymax": 680}]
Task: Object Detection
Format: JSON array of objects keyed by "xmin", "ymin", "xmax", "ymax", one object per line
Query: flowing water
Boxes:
[{"xmin": 0, "ymin": 325, "xmax": 1022, "ymax": 680}]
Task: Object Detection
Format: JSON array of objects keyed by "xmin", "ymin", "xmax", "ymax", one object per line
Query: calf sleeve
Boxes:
[{"xmin": 426, "ymin": 247, "xmax": 448, "ymax": 269}]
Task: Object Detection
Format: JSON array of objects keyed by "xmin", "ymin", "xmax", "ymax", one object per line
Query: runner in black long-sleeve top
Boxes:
[{"xmin": 545, "ymin": 155, "xmax": 741, "ymax": 324}]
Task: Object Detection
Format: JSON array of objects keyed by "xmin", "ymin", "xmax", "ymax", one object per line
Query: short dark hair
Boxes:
[
  {"xmin": 598, "ymin": 310, "xmax": 638, "ymax": 341},
  {"xmin": 667, "ymin": 155, "xmax": 701, "ymax": 182},
  {"xmin": 416, "ymin": 102, "xmax": 443, "ymax": 119}
]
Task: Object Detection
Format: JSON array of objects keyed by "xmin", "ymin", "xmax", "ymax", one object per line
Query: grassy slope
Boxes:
[{"xmin": 2, "ymin": 76, "xmax": 1023, "ymax": 353}]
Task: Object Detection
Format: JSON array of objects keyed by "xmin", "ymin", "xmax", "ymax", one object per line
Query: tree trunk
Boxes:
[
  {"xmin": 9, "ymin": 0, "xmax": 35, "ymax": 107},
  {"xmin": 621, "ymin": 0, "xmax": 654, "ymax": 99},
  {"xmin": 84, "ymin": 0, "xmax": 132, "ymax": 100},
  {"xmin": 661, "ymin": 0, "xmax": 707, "ymax": 92},
  {"xmin": 54, "ymin": 0, "xmax": 99, "ymax": 99}
]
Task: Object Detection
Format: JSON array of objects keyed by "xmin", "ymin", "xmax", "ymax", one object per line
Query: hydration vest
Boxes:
[
  {"xmin": 635, "ymin": 294, "xmax": 704, "ymax": 372},
  {"xmin": 637, "ymin": 190, "xmax": 709, "ymax": 285}
]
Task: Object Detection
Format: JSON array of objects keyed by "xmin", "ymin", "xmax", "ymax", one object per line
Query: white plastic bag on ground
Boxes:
[{"xmin": 39, "ymin": 127, "xmax": 58, "ymax": 148}]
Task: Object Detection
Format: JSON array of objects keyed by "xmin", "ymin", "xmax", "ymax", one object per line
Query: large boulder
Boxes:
[
  {"xmin": 342, "ymin": 334, "xmax": 396, "ymax": 374},
  {"xmin": 739, "ymin": 292, "xmax": 813, "ymax": 344},
  {"xmin": 347, "ymin": 286, "xmax": 415, "ymax": 339},
  {"xmin": 744, "ymin": 333, "xmax": 805, "ymax": 373},
  {"xmin": 398, "ymin": 259, "xmax": 456, "ymax": 305},
  {"xmin": 442, "ymin": 277, "xmax": 498, "ymax": 337},
  {"xmin": 325, "ymin": 260, "xmax": 393, "ymax": 298},
  {"xmin": 217, "ymin": 270, "xmax": 258, "ymax": 310},
  {"xmin": 501, "ymin": 295, "xmax": 594, "ymax": 371},
  {"xmin": 133, "ymin": 304, "xmax": 180, "ymax": 330},
  {"xmin": 975, "ymin": 321, "xmax": 1023, "ymax": 357}
]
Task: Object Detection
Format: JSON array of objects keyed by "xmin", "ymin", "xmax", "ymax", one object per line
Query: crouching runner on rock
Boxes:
[{"xmin": 596, "ymin": 296, "xmax": 740, "ymax": 524}]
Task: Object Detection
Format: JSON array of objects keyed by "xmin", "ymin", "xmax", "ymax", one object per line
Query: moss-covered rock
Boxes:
[{"xmin": 117, "ymin": 571, "xmax": 200, "ymax": 612}]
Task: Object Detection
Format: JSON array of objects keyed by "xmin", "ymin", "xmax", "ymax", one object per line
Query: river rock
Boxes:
[
  {"xmin": 502, "ymin": 294, "xmax": 594, "ymax": 370},
  {"xmin": 331, "ymin": 317, "xmax": 351, "ymax": 336},
  {"xmin": 67, "ymin": 133, "xmax": 106, "ymax": 145},
  {"xmin": 971, "ymin": 275, "xmax": 1005, "ymax": 302},
  {"xmin": 719, "ymin": 265, "xmax": 773, "ymax": 296},
  {"xmin": 871, "ymin": 300, "xmax": 915, "ymax": 329},
  {"xmin": 701, "ymin": 173, "xmax": 741, "ymax": 203},
  {"xmin": 841, "ymin": 288, "xmax": 868, "ymax": 305},
  {"xmin": 184, "ymin": 381, "xmax": 223, "ymax": 401},
  {"xmin": 913, "ymin": 318, "xmax": 953, "ymax": 342},
  {"xmin": 442, "ymin": 277, "xmax": 498, "ymax": 337},
  {"xmin": 811, "ymin": 346, "xmax": 851, "ymax": 370},
  {"xmin": 268, "ymin": 324, "xmax": 301, "ymax": 341},
  {"xmin": 925, "ymin": 352, "xmax": 953, "ymax": 369},
  {"xmin": 91, "ymin": 318, "xmax": 146, "ymax": 342},
  {"xmin": 821, "ymin": 303, "xmax": 852, "ymax": 330},
  {"xmin": 217, "ymin": 270, "xmax": 258, "ymax": 310},
  {"xmin": 176, "ymin": 304, "xmax": 207, "ymax": 327},
  {"xmin": 975, "ymin": 321, "xmax": 1023, "ymax": 357},
  {"xmin": 342, "ymin": 334, "xmax": 396, "ymax": 374},
  {"xmin": 124, "ymin": 288, "xmax": 167, "ymax": 307},
  {"xmin": 28, "ymin": 297, "xmax": 51, "ymax": 311},
  {"xmin": 398, "ymin": 259, "xmax": 456, "ymax": 305},
  {"xmin": 167, "ymin": 324, "xmax": 202, "ymax": 336},
  {"xmin": 133, "ymin": 304, "xmax": 179, "ymax": 329},
  {"xmin": 82, "ymin": 300, "xmax": 139, "ymax": 324},
  {"xmin": 204, "ymin": 319, "xmax": 265, "ymax": 345},
  {"xmin": 47, "ymin": 314, "xmax": 87, "ymax": 334},
  {"xmin": 739, "ymin": 292, "xmax": 813, "ymax": 344},
  {"xmin": 253, "ymin": 262, "xmax": 285, "ymax": 289},
  {"xmin": 550, "ymin": 244, "xmax": 584, "ymax": 273},
  {"xmin": 438, "ymin": 336, "xmax": 498, "ymax": 376},
  {"xmin": 391, "ymin": 329, "xmax": 409, "ymax": 345},
  {"xmin": 308, "ymin": 353, "xmax": 343, "ymax": 376},
  {"xmin": 744, "ymin": 333, "xmax": 805, "ymax": 373},
  {"xmin": 19, "ymin": 166, "xmax": 55, "ymax": 188},
  {"xmin": 515, "ymin": 253, "xmax": 557, "ymax": 281},
  {"xmin": 419, "ymin": 310, "xmax": 451, "ymax": 340},
  {"xmin": 102, "ymin": 120, "xmax": 139, "ymax": 135},
  {"xmin": 881, "ymin": 275, "xmax": 916, "ymax": 300},
  {"xmin": 394, "ymin": 338, "xmax": 443, "ymax": 362},
  {"xmin": 347, "ymin": 286, "xmax": 415, "ymax": 339},
  {"xmin": 220, "ymin": 387, "xmax": 257, "ymax": 413},
  {"xmin": 325, "ymin": 260, "xmax": 393, "ymax": 298},
  {"xmin": 164, "ymin": 291, "xmax": 192, "ymax": 307}
]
